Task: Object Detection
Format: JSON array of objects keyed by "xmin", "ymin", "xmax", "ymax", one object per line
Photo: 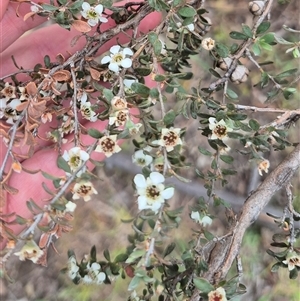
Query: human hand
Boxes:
[{"xmin": 0, "ymin": 0, "xmax": 161, "ymax": 248}]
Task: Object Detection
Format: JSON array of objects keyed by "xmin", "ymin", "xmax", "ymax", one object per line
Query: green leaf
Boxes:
[
  {"xmin": 128, "ymin": 275, "xmax": 141, "ymax": 291},
  {"xmin": 275, "ymin": 68, "xmax": 298, "ymax": 78},
  {"xmin": 220, "ymin": 155, "xmax": 234, "ymax": 164},
  {"xmin": 209, "ymin": 68, "xmax": 221, "ymax": 78},
  {"xmin": 163, "ymin": 110, "xmax": 176, "ymax": 126},
  {"xmin": 41, "ymin": 3, "xmax": 58, "ymax": 11},
  {"xmin": 114, "ymin": 253, "xmax": 128, "ymax": 263},
  {"xmin": 90, "ymin": 245, "xmax": 97, "ymax": 261},
  {"xmin": 229, "ymin": 31, "xmax": 248, "ymax": 40},
  {"xmin": 242, "ymin": 24, "xmax": 253, "ymax": 38},
  {"xmin": 198, "ymin": 146, "xmax": 212, "ymax": 156},
  {"xmin": 259, "ymin": 41, "xmax": 273, "ymax": 51},
  {"xmin": 103, "ymin": 88, "xmax": 114, "ymax": 101},
  {"xmin": 226, "ymin": 88, "xmax": 238, "ymax": 99},
  {"xmin": 69, "ymin": 0, "xmax": 84, "ymax": 12},
  {"xmin": 215, "ymin": 43, "xmax": 229, "ymax": 58},
  {"xmin": 274, "ymin": 35, "xmax": 293, "ymax": 45},
  {"xmin": 221, "ymin": 168, "xmax": 237, "ymax": 176},
  {"xmin": 154, "ymin": 74, "xmax": 166, "ymax": 82},
  {"xmin": 227, "ymin": 132, "xmax": 244, "ymax": 139},
  {"xmin": 289, "ymin": 268, "xmax": 298, "ymax": 279},
  {"xmin": 131, "ymin": 83, "xmax": 150, "ymax": 97},
  {"xmin": 103, "ymin": 249, "xmax": 111, "ymax": 262},
  {"xmin": 178, "ymin": 6, "xmax": 197, "ymax": 17},
  {"xmin": 249, "ymin": 119, "xmax": 260, "ymax": 131},
  {"xmin": 256, "ymin": 21, "xmax": 270, "ymax": 35},
  {"xmin": 193, "ymin": 278, "xmax": 214, "ymax": 293},
  {"xmin": 57, "ymin": 156, "xmax": 71, "ymax": 173},
  {"xmin": 88, "ymin": 128, "xmax": 103, "ymax": 139},
  {"xmin": 41, "ymin": 171, "xmax": 60, "ymax": 181},
  {"xmin": 252, "ymin": 43, "xmax": 261, "ymax": 56},
  {"xmin": 163, "ymin": 242, "xmax": 176, "ymax": 258},
  {"xmin": 211, "ymin": 158, "xmax": 217, "ymax": 170},
  {"xmin": 125, "ymin": 250, "xmax": 145, "ymax": 264},
  {"xmin": 261, "ymin": 33, "xmax": 275, "ymax": 44}
]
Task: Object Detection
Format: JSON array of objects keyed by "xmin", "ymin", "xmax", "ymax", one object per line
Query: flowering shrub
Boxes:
[{"xmin": 0, "ymin": 0, "xmax": 300, "ymax": 300}]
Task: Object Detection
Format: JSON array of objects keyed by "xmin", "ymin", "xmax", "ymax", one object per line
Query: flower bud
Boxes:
[
  {"xmin": 201, "ymin": 37, "xmax": 215, "ymax": 51},
  {"xmin": 230, "ymin": 65, "xmax": 249, "ymax": 84},
  {"xmin": 249, "ymin": 1, "xmax": 265, "ymax": 16}
]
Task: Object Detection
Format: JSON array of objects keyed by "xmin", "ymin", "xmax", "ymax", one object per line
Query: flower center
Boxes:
[
  {"xmin": 210, "ymin": 292, "xmax": 222, "ymax": 301},
  {"xmin": 77, "ymin": 184, "xmax": 92, "ymax": 196},
  {"xmin": 101, "ymin": 138, "xmax": 115, "ymax": 152},
  {"xmin": 3, "ymin": 86, "xmax": 15, "ymax": 98},
  {"xmin": 87, "ymin": 9, "xmax": 98, "ymax": 20},
  {"xmin": 82, "ymin": 106, "xmax": 92, "ymax": 117},
  {"xmin": 117, "ymin": 111, "xmax": 127, "ymax": 123},
  {"xmin": 146, "ymin": 185, "xmax": 161, "ymax": 202},
  {"xmin": 112, "ymin": 53, "xmax": 124, "ymax": 64},
  {"xmin": 137, "ymin": 158, "xmax": 146, "ymax": 165},
  {"xmin": 214, "ymin": 125, "xmax": 227, "ymax": 137},
  {"xmin": 290, "ymin": 257, "xmax": 300, "ymax": 265},
  {"xmin": 4, "ymin": 108, "xmax": 17, "ymax": 118},
  {"xmin": 163, "ymin": 130, "xmax": 178, "ymax": 146},
  {"xmin": 70, "ymin": 156, "xmax": 81, "ymax": 168}
]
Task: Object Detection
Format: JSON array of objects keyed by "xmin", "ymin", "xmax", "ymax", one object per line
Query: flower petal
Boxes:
[
  {"xmin": 150, "ymin": 172, "xmax": 165, "ymax": 185},
  {"xmin": 121, "ymin": 58, "xmax": 132, "ymax": 68},
  {"xmin": 101, "ymin": 55, "xmax": 111, "ymax": 64},
  {"xmin": 82, "ymin": 2, "xmax": 90, "ymax": 10},
  {"xmin": 109, "ymin": 62, "xmax": 119, "ymax": 73},
  {"xmin": 110, "ymin": 45, "xmax": 121, "ymax": 54},
  {"xmin": 161, "ymin": 187, "xmax": 174, "ymax": 199},
  {"xmin": 134, "ymin": 174, "xmax": 146, "ymax": 188},
  {"xmin": 94, "ymin": 4, "xmax": 103, "ymax": 14},
  {"xmin": 123, "ymin": 48, "xmax": 134, "ymax": 56}
]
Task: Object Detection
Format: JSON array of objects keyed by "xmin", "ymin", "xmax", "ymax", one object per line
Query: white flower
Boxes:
[
  {"xmin": 191, "ymin": 211, "xmax": 212, "ymax": 227},
  {"xmin": 62, "ymin": 147, "xmax": 89, "ymax": 176},
  {"xmin": 0, "ymin": 98, "xmax": 21, "ymax": 124},
  {"xmin": 67, "ymin": 256, "xmax": 80, "ymax": 280},
  {"xmin": 1, "ymin": 82, "xmax": 16, "ymax": 100},
  {"xmin": 282, "ymin": 252, "xmax": 300, "ymax": 271},
  {"xmin": 201, "ymin": 37, "xmax": 215, "ymax": 50},
  {"xmin": 14, "ymin": 240, "xmax": 44, "ymax": 264},
  {"xmin": 65, "ymin": 201, "xmax": 77, "ymax": 212},
  {"xmin": 257, "ymin": 159, "xmax": 270, "ymax": 176},
  {"xmin": 80, "ymin": 93, "xmax": 97, "ymax": 122},
  {"xmin": 153, "ymin": 128, "xmax": 183, "ymax": 152},
  {"xmin": 132, "ymin": 150, "xmax": 153, "ymax": 167},
  {"xmin": 82, "ymin": 262, "xmax": 106, "ymax": 285},
  {"xmin": 109, "ymin": 109, "xmax": 129, "ymax": 127},
  {"xmin": 95, "ymin": 135, "xmax": 121, "ymax": 157},
  {"xmin": 72, "ymin": 181, "xmax": 98, "ymax": 202},
  {"xmin": 208, "ymin": 117, "xmax": 233, "ymax": 140},
  {"xmin": 208, "ymin": 287, "xmax": 227, "ymax": 301},
  {"xmin": 101, "ymin": 45, "xmax": 134, "ymax": 73},
  {"xmin": 134, "ymin": 172, "xmax": 174, "ymax": 213},
  {"xmin": 81, "ymin": 2, "xmax": 108, "ymax": 26},
  {"xmin": 111, "ymin": 96, "xmax": 128, "ymax": 111}
]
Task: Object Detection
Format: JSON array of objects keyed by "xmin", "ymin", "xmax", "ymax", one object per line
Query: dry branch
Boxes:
[{"xmin": 191, "ymin": 143, "xmax": 300, "ymax": 300}]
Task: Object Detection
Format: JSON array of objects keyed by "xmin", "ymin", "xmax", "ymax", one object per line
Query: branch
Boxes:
[{"xmin": 191, "ymin": 144, "xmax": 300, "ymax": 300}]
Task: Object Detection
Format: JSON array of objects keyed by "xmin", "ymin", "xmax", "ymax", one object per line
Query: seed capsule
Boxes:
[
  {"xmin": 230, "ymin": 65, "xmax": 249, "ymax": 84},
  {"xmin": 249, "ymin": 1, "xmax": 265, "ymax": 16}
]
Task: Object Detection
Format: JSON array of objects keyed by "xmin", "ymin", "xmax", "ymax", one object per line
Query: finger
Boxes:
[
  {"xmin": 0, "ymin": 10, "xmax": 162, "ymax": 76},
  {"xmin": 0, "ymin": 0, "xmax": 9, "ymax": 20},
  {"xmin": 3, "ymin": 119, "xmax": 107, "ymax": 240},
  {"xmin": 0, "ymin": 1, "xmax": 50, "ymax": 52}
]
